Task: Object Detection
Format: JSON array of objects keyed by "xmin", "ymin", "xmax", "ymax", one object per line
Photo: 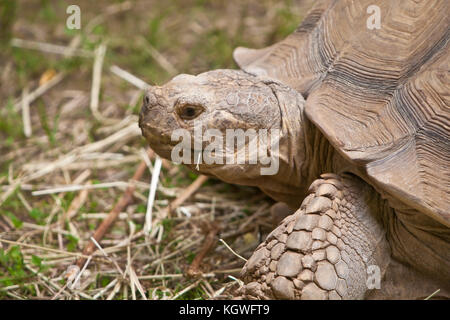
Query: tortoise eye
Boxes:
[{"xmin": 178, "ymin": 105, "xmax": 203, "ymax": 120}]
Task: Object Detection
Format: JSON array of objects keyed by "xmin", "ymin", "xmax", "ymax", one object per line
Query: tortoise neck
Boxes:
[
  {"xmin": 257, "ymin": 83, "xmax": 308, "ymax": 207},
  {"xmin": 301, "ymin": 119, "xmax": 338, "ymax": 186},
  {"xmin": 257, "ymin": 81, "xmax": 349, "ymax": 209},
  {"xmin": 268, "ymin": 104, "xmax": 346, "ymax": 208}
]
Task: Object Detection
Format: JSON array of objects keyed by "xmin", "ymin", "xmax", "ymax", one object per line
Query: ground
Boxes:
[{"xmin": 0, "ymin": 0, "xmax": 313, "ymax": 299}]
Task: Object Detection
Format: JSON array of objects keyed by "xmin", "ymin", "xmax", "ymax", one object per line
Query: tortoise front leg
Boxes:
[{"xmin": 238, "ymin": 173, "xmax": 391, "ymax": 299}]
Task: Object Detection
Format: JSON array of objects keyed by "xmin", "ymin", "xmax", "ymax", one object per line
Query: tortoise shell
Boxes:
[{"xmin": 233, "ymin": 0, "xmax": 450, "ymax": 226}]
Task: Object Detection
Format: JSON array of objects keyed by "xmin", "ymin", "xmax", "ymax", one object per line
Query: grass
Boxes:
[
  {"xmin": 0, "ymin": 100, "xmax": 25, "ymax": 148},
  {"xmin": 0, "ymin": 0, "xmax": 311, "ymax": 300}
]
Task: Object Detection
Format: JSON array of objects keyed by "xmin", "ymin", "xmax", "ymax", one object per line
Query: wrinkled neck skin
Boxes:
[{"xmin": 252, "ymin": 80, "xmax": 349, "ymax": 209}]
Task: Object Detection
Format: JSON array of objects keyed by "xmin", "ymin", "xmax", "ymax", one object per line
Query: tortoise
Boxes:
[{"xmin": 139, "ymin": 0, "xmax": 450, "ymax": 299}]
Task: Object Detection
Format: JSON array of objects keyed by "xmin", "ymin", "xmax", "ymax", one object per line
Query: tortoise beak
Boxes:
[
  {"xmin": 138, "ymin": 86, "xmax": 177, "ymax": 149},
  {"xmin": 139, "ymin": 87, "xmax": 157, "ymax": 129}
]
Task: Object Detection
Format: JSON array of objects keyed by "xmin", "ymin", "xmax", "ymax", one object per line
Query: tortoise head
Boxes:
[{"xmin": 139, "ymin": 69, "xmax": 306, "ymax": 203}]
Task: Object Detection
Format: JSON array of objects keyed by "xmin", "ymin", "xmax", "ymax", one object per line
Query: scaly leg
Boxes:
[{"xmin": 238, "ymin": 173, "xmax": 391, "ymax": 299}]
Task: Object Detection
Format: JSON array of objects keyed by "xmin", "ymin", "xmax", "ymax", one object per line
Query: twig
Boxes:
[
  {"xmin": 0, "ymin": 181, "xmax": 20, "ymax": 209},
  {"xmin": 8, "ymin": 22, "xmax": 82, "ymax": 115},
  {"xmin": 227, "ymin": 275, "xmax": 244, "ymax": 287},
  {"xmin": 11, "ymin": 38, "xmax": 93, "ymax": 58},
  {"xmin": 23, "ymin": 123, "xmax": 140, "ymax": 183},
  {"xmin": 85, "ymin": 1, "xmax": 133, "ymax": 34},
  {"xmin": 424, "ymin": 289, "xmax": 440, "ymax": 300},
  {"xmin": 61, "ymin": 182, "xmax": 90, "ymax": 222},
  {"xmin": 32, "ymin": 181, "xmax": 135, "ymax": 196},
  {"xmin": 17, "ymin": 191, "xmax": 32, "ymax": 212},
  {"xmin": 72, "ymin": 256, "xmax": 92, "ymax": 289},
  {"xmin": 144, "ymin": 156, "xmax": 162, "ymax": 234},
  {"xmin": 106, "ymin": 281, "xmax": 122, "ymax": 300},
  {"xmin": 149, "ymin": 238, "xmax": 202, "ymax": 267},
  {"xmin": 75, "ymin": 150, "xmax": 151, "ymax": 268},
  {"xmin": 137, "ymin": 37, "xmax": 178, "ymax": 76},
  {"xmin": 186, "ymin": 221, "xmax": 220, "ymax": 278},
  {"xmin": 219, "ymin": 238, "xmax": 247, "ymax": 262},
  {"xmin": 92, "ymin": 278, "xmax": 118, "ymax": 299},
  {"xmin": 90, "ymin": 43, "xmax": 110, "ymax": 123},
  {"xmin": 90, "ymin": 236, "xmax": 123, "ymax": 276},
  {"xmin": 110, "ymin": 65, "xmax": 149, "ymax": 90},
  {"xmin": 76, "ymin": 123, "xmax": 140, "ymax": 155},
  {"xmin": 138, "ymin": 268, "xmax": 241, "ymax": 280},
  {"xmin": 171, "ymin": 280, "xmax": 201, "ymax": 300},
  {"xmin": 11, "ymin": 72, "xmax": 66, "ymax": 112},
  {"xmin": 0, "ymin": 238, "xmax": 93, "ymax": 260},
  {"xmin": 21, "ymin": 86, "xmax": 32, "ymax": 137},
  {"xmin": 163, "ymin": 175, "xmax": 209, "ymax": 218},
  {"xmin": 128, "ymin": 266, "xmax": 147, "ymax": 300}
]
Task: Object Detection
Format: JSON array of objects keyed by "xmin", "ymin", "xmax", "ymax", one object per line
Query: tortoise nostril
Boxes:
[
  {"xmin": 143, "ymin": 93, "xmax": 150, "ymax": 106},
  {"xmin": 143, "ymin": 91, "xmax": 157, "ymax": 109}
]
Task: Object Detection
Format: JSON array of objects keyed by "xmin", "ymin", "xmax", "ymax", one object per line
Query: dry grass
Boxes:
[{"xmin": 0, "ymin": 0, "xmax": 313, "ymax": 300}]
